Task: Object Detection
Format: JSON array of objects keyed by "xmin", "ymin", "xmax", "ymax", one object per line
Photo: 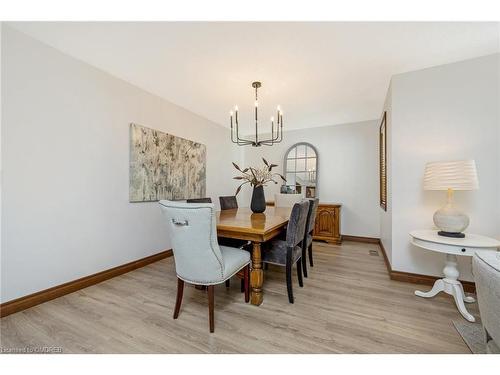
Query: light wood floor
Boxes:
[{"xmin": 0, "ymin": 241, "xmax": 475, "ymax": 353}]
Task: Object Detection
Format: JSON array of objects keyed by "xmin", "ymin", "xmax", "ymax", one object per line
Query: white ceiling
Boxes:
[{"xmin": 9, "ymin": 22, "xmax": 499, "ymax": 132}]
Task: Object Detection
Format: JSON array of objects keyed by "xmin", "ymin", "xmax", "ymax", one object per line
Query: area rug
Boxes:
[{"xmin": 453, "ymin": 319, "xmax": 486, "ymax": 354}]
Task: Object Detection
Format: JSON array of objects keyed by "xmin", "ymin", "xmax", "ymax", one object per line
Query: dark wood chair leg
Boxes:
[
  {"xmin": 240, "ymin": 279, "xmax": 245, "ymax": 293},
  {"xmin": 297, "ymin": 259, "xmax": 304, "ymax": 287},
  {"xmin": 207, "ymin": 285, "xmax": 215, "ymax": 333},
  {"xmin": 173, "ymin": 278, "xmax": 184, "ymax": 319},
  {"xmin": 244, "ymin": 264, "xmax": 250, "ymax": 303},
  {"xmin": 302, "ymin": 247, "xmax": 308, "ymax": 278},
  {"xmin": 286, "ymin": 256, "xmax": 294, "ymax": 304},
  {"xmin": 308, "ymin": 243, "xmax": 314, "ymax": 267},
  {"xmin": 225, "ymin": 279, "xmax": 230, "ymax": 288}
]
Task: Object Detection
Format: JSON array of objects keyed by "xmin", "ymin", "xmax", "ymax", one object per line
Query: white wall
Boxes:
[
  {"xmin": 387, "ymin": 54, "xmax": 500, "ymax": 281},
  {"xmin": 243, "ymin": 121, "xmax": 380, "ymax": 238},
  {"xmin": 0, "ymin": 27, "xmax": 241, "ymax": 303}
]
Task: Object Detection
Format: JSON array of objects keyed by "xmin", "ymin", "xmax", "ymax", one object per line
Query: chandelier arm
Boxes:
[
  {"xmin": 259, "ymin": 137, "xmax": 282, "ymax": 145},
  {"xmin": 272, "ymin": 121, "xmax": 280, "ymax": 142},
  {"xmin": 239, "ymin": 138, "xmax": 254, "ymax": 145},
  {"xmin": 259, "ymin": 138, "xmax": 277, "ymax": 145},
  {"xmin": 231, "ymin": 134, "xmax": 253, "ymax": 146},
  {"xmin": 271, "ymin": 120, "xmax": 275, "ymax": 145},
  {"xmin": 271, "ymin": 115, "xmax": 282, "ymax": 142},
  {"xmin": 258, "ymin": 116, "xmax": 283, "ymax": 145},
  {"xmin": 230, "ymin": 123, "xmax": 238, "ymax": 144},
  {"xmin": 259, "ymin": 132, "xmax": 277, "ymax": 145},
  {"xmin": 258, "ymin": 135, "xmax": 279, "ymax": 145},
  {"xmin": 234, "ymin": 116, "xmax": 255, "ymax": 145},
  {"xmin": 235, "ymin": 135, "xmax": 254, "ymax": 146}
]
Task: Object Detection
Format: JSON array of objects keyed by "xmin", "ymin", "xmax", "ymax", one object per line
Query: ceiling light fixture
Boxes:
[{"xmin": 230, "ymin": 81, "xmax": 283, "ymax": 147}]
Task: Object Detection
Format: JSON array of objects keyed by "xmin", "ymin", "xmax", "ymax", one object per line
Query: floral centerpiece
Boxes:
[{"xmin": 232, "ymin": 158, "xmax": 286, "ymax": 213}]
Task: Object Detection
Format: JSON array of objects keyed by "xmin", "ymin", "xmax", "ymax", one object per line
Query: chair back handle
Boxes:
[{"xmin": 172, "ymin": 218, "xmax": 189, "ymax": 226}]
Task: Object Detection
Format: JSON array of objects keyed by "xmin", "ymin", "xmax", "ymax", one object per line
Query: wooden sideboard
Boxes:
[{"xmin": 266, "ymin": 201, "xmax": 342, "ymax": 244}]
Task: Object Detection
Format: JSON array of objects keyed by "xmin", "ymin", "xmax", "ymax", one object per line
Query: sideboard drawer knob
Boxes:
[{"xmin": 461, "ymin": 248, "xmax": 466, "ymax": 253}]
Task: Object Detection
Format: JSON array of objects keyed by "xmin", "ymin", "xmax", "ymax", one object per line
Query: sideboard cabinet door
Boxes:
[{"xmin": 313, "ymin": 204, "xmax": 341, "ymax": 244}]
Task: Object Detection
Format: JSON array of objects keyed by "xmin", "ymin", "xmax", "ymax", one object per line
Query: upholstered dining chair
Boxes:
[
  {"xmin": 274, "ymin": 193, "xmax": 304, "ymax": 208},
  {"xmin": 219, "ymin": 196, "xmax": 239, "ymax": 210},
  {"xmin": 159, "ymin": 200, "xmax": 250, "ymax": 333},
  {"xmin": 302, "ymin": 198, "xmax": 319, "ymax": 277},
  {"xmin": 218, "ymin": 195, "xmax": 248, "ymax": 248},
  {"xmin": 472, "ymin": 251, "xmax": 500, "ymax": 353},
  {"xmin": 262, "ymin": 200, "xmax": 310, "ymax": 303},
  {"xmin": 186, "ymin": 197, "xmax": 243, "ymax": 254},
  {"xmin": 186, "ymin": 197, "xmax": 212, "ymax": 203},
  {"xmin": 218, "ymin": 195, "xmax": 249, "ymax": 291}
]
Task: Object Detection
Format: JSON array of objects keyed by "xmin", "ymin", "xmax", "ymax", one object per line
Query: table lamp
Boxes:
[{"xmin": 423, "ymin": 160, "xmax": 479, "ymax": 238}]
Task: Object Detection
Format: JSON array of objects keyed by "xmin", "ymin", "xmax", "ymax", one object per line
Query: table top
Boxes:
[
  {"xmin": 410, "ymin": 230, "xmax": 500, "ymax": 248},
  {"xmin": 216, "ymin": 207, "xmax": 292, "ymax": 242}
]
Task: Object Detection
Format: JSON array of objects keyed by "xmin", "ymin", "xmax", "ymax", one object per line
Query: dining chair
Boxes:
[
  {"xmin": 302, "ymin": 198, "xmax": 319, "ymax": 277},
  {"xmin": 262, "ymin": 200, "xmax": 310, "ymax": 303},
  {"xmin": 274, "ymin": 193, "xmax": 304, "ymax": 208},
  {"xmin": 218, "ymin": 195, "xmax": 249, "ymax": 291},
  {"xmin": 219, "ymin": 196, "xmax": 238, "ymax": 210},
  {"xmin": 159, "ymin": 200, "xmax": 250, "ymax": 333},
  {"xmin": 186, "ymin": 197, "xmax": 212, "ymax": 203},
  {"xmin": 218, "ymin": 195, "xmax": 249, "ymax": 248}
]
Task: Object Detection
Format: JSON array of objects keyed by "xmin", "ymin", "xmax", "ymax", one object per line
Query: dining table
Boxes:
[{"xmin": 216, "ymin": 206, "xmax": 292, "ymax": 306}]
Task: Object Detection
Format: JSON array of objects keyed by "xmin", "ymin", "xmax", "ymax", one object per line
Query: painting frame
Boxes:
[{"xmin": 379, "ymin": 111, "xmax": 387, "ymax": 211}]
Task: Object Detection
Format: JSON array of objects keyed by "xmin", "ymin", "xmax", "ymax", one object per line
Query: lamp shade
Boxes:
[{"xmin": 423, "ymin": 160, "xmax": 479, "ymax": 191}]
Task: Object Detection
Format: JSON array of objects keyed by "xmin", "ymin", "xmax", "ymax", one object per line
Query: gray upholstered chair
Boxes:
[
  {"xmin": 274, "ymin": 193, "xmax": 305, "ymax": 208},
  {"xmin": 302, "ymin": 198, "xmax": 319, "ymax": 276},
  {"xmin": 262, "ymin": 200, "xmax": 310, "ymax": 303},
  {"xmin": 159, "ymin": 200, "xmax": 250, "ymax": 333},
  {"xmin": 186, "ymin": 197, "xmax": 212, "ymax": 203},
  {"xmin": 218, "ymin": 195, "xmax": 249, "ymax": 248},
  {"xmin": 219, "ymin": 196, "xmax": 238, "ymax": 210},
  {"xmin": 472, "ymin": 250, "xmax": 500, "ymax": 353},
  {"xmin": 218, "ymin": 194, "xmax": 249, "ymax": 290}
]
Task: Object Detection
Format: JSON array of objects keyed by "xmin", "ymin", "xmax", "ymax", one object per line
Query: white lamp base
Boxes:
[{"xmin": 433, "ymin": 189, "xmax": 469, "ymax": 236}]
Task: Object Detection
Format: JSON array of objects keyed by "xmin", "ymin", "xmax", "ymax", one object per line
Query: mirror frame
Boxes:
[{"xmin": 283, "ymin": 142, "xmax": 319, "ymax": 198}]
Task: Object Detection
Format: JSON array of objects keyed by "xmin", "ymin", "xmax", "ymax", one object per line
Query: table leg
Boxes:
[
  {"xmin": 415, "ymin": 254, "xmax": 476, "ymax": 322},
  {"xmin": 451, "ymin": 284, "xmax": 476, "ymax": 322},
  {"xmin": 250, "ymin": 241, "xmax": 263, "ymax": 306},
  {"xmin": 415, "ymin": 279, "xmax": 444, "ymax": 298}
]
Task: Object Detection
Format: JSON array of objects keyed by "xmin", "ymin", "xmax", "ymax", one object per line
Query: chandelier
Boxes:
[{"xmin": 230, "ymin": 81, "xmax": 283, "ymax": 147}]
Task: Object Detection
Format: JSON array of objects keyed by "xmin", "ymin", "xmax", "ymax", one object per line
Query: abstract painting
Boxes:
[{"xmin": 129, "ymin": 123, "xmax": 206, "ymax": 202}]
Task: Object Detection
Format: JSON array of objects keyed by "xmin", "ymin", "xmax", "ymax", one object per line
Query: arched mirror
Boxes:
[{"xmin": 282, "ymin": 142, "xmax": 318, "ymax": 198}]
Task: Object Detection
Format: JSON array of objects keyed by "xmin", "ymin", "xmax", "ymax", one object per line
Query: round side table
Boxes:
[{"xmin": 409, "ymin": 230, "xmax": 500, "ymax": 322}]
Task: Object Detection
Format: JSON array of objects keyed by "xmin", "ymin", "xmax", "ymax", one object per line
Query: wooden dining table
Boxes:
[{"xmin": 216, "ymin": 206, "xmax": 292, "ymax": 306}]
